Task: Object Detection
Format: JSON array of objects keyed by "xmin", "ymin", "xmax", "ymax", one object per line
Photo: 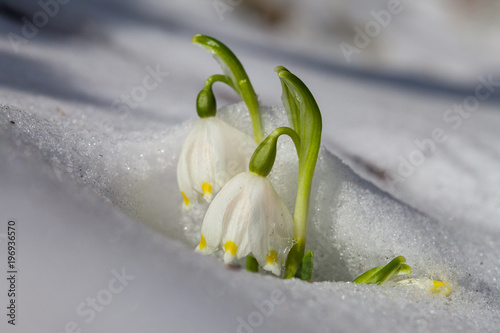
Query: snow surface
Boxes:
[{"xmin": 0, "ymin": 0, "xmax": 499, "ymax": 332}]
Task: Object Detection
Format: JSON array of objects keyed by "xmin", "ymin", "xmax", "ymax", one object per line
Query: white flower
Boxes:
[
  {"xmin": 195, "ymin": 171, "xmax": 294, "ymax": 275},
  {"xmin": 177, "ymin": 117, "xmax": 255, "ymax": 211}
]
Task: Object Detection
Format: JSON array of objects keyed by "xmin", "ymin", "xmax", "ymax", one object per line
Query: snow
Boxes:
[{"xmin": 0, "ymin": 0, "xmax": 499, "ymax": 332}]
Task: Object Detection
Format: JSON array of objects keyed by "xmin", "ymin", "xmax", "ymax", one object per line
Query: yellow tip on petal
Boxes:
[
  {"xmin": 432, "ymin": 280, "xmax": 450, "ymax": 295},
  {"xmin": 201, "ymin": 183, "xmax": 213, "ymax": 202},
  {"xmin": 181, "ymin": 192, "xmax": 190, "ymax": 206},
  {"xmin": 198, "ymin": 234, "xmax": 207, "ymax": 250},
  {"xmin": 224, "ymin": 241, "xmax": 238, "ymax": 256},
  {"xmin": 202, "ymin": 182, "xmax": 212, "ymax": 195},
  {"xmin": 266, "ymin": 250, "xmax": 278, "ymax": 265},
  {"xmin": 432, "ymin": 280, "xmax": 444, "ymax": 289}
]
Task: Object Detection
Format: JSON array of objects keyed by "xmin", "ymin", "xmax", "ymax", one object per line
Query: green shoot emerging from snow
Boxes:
[
  {"xmin": 184, "ymin": 34, "xmax": 423, "ymax": 287},
  {"xmin": 274, "ymin": 66, "xmax": 322, "ymax": 279},
  {"xmin": 353, "ymin": 256, "xmax": 412, "ymax": 284}
]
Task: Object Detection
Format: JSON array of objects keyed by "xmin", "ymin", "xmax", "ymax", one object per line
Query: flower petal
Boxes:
[
  {"xmin": 247, "ymin": 175, "xmax": 270, "ymax": 266},
  {"xmin": 248, "ymin": 175, "xmax": 294, "ymax": 275},
  {"xmin": 263, "ymin": 262, "xmax": 281, "ymax": 276},
  {"xmin": 197, "ymin": 172, "xmax": 249, "ymax": 255},
  {"xmin": 177, "ymin": 117, "xmax": 256, "ymax": 209},
  {"xmin": 177, "ymin": 120, "xmax": 203, "ymax": 210},
  {"xmin": 211, "ymin": 118, "xmax": 255, "ymax": 193},
  {"xmin": 201, "ymin": 182, "xmax": 213, "ymax": 203},
  {"xmin": 189, "ymin": 118, "xmax": 225, "ymax": 197},
  {"xmin": 270, "ymin": 195, "xmax": 294, "ymax": 270},
  {"xmin": 221, "ymin": 189, "xmax": 252, "ymax": 263}
]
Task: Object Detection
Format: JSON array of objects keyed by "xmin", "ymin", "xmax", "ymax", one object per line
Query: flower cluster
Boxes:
[
  {"xmin": 175, "ymin": 35, "xmax": 440, "ymax": 291},
  {"xmin": 177, "ymin": 112, "xmax": 293, "ymax": 275},
  {"xmin": 176, "ymin": 35, "xmax": 304, "ymax": 276}
]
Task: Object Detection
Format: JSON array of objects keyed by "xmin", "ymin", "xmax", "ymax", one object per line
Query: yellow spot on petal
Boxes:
[
  {"xmin": 266, "ymin": 250, "xmax": 278, "ymax": 265},
  {"xmin": 181, "ymin": 192, "xmax": 189, "ymax": 206},
  {"xmin": 432, "ymin": 280, "xmax": 444, "ymax": 289},
  {"xmin": 202, "ymin": 182, "xmax": 212, "ymax": 195},
  {"xmin": 198, "ymin": 234, "xmax": 206, "ymax": 250},
  {"xmin": 224, "ymin": 241, "xmax": 237, "ymax": 256},
  {"xmin": 431, "ymin": 280, "xmax": 450, "ymax": 294}
]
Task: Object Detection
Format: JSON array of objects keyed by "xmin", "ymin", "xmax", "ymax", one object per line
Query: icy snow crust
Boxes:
[{"xmin": 2, "ymin": 101, "xmax": 499, "ymax": 332}]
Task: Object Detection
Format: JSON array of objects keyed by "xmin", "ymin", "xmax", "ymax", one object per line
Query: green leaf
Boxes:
[
  {"xmin": 285, "ymin": 239, "xmax": 304, "ymax": 279},
  {"xmin": 353, "ymin": 256, "xmax": 411, "ymax": 285},
  {"xmin": 274, "ymin": 66, "xmax": 322, "ymax": 173},
  {"xmin": 300, "ymin": 250, "xmax": 314, "ymax": 281},
  {"xmin": 192, "ymin": 34, "xmax": 263, "ymax": 143},
  {"xmin": 246, "ymin": 256, "xmax": 259, "ymax": 273},
  {"xmin": 396, "ymin": 264, "xmax": 412, "ymax": 276},
  {"xmin": 275, "ymin": 66, "xmax": 322, "ymax": 278}
]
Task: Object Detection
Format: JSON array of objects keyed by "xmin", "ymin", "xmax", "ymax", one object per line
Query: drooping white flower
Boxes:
[
  {"xmin": 177, "ymin": 117, "xmax": 256, "ymax": 211},
  {"xmin": 195, "ymin": 171, "xmax": 294, "ymax": 275}
]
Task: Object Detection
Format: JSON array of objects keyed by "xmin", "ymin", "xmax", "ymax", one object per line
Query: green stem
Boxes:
[
  {"xmin": 287, "ymin": 163, "xmax": 313, "ymax": 275},
  {"xmin": 290, "ymin": 140, "xmax": 320, "ymax": 263},
  {"xmin": 192, "ymin": 34, "xmax": 264, "ymax": 143},
  {"xmin": 204, "ymin": 74, "xmax": 236, "ymax": 91},
  {"xmin": 242, "ymin": 80, "xmax": 264, "ymax": 144},
  {"xmin": 249, "ymin": 127, "xmax": 300, "ymax": 177}
]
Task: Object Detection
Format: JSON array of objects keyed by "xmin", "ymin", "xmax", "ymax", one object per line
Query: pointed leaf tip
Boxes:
[
  {"xmin": 274, "ymin": 66, "xmax": 288, "ymax": 75},
  {"xmin": 300, "ymin": 250, "xmax": 314, "ymax": 281}
]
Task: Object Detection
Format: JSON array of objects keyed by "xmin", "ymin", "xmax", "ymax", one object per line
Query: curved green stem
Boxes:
[
  {"xmin": 192, "ymin": 34, "xmax": 264, "ymax": 143},
  {"xmin": 204, "ymin": 74, "xmax": 236, "ymax": 91},
  {"xmin": 249, "ymin": 127, "xmax": 300, "ymax": 177}
]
